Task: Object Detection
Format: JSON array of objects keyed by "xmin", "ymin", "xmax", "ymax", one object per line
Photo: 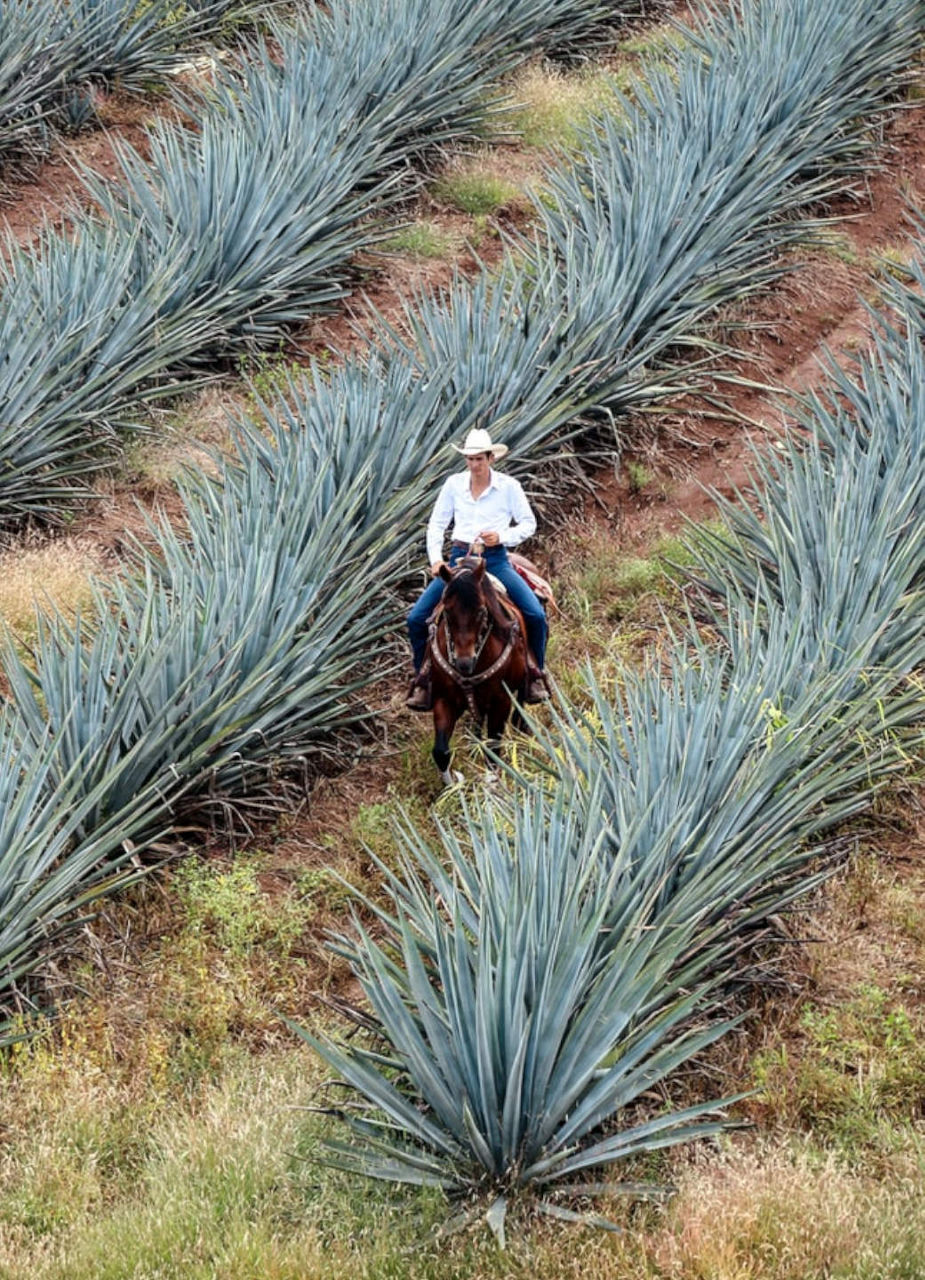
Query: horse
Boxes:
[{"xmin": 426, "ymin": 555, "xmax": 530, "ymax": 785}]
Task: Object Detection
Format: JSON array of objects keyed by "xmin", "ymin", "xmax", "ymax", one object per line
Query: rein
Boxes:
[
  {"xmin": 427, "ymin": 605, "xmax": 520, "ymax": 718},
  {"xmin": 446, "ymin": 604, "xmax": 492, "ymax": 671}
]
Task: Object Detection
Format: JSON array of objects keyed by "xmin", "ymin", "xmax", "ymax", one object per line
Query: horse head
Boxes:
[{"xmin": 438, "ymin": 557, "xmax": 490, "ymax": 676}]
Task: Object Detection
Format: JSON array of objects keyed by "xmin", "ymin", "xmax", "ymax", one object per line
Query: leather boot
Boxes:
[
  {"xmin": 524, "ymin": 669, "xmax": 549, "ymax": 704},
  {"xmin": 405, "ymin": 671, "xmax": 432, "ymax": 712}
]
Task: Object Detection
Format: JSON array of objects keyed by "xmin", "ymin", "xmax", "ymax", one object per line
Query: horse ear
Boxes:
[
  {"xmin": 474, "ymin": 558, "xmax": 486, "ymax": 580},
  {"xmin": 438, "ymin": 563, "xmax": 453, "ymax": 582}
]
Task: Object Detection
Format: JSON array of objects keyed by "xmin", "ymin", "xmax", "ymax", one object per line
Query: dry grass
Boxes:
[
  {"xmin": 0, "ymin": 537, "xmax": 102, "ymax": 638},
  {"xmin": 3, "ymin": 1065, "xmax": 923, "ymax": 1280},
  {"xmin": 650, "ymin": 1141, "xmax": 925, "ymax": 1280},
  {"xmin": 123, "ymin": 382, "xmax": 244, "ymax": 493},
  {"xmin": 505, "ymin": 62, "xmax": 622, "ymax": 149}
]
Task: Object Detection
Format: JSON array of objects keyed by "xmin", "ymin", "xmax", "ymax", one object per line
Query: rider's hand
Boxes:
[
  {"xmin": 479, "ymin": 531, "xmax": 501, "ymax": 547},
  {"xmin": 430, "ymin": 560, "xmax": 445, "ymax": 577}
]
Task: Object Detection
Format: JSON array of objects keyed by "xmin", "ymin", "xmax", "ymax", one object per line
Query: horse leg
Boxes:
[
  {"xmin": 509, "ymin": 693, "xmax": 528, "ymax": 735},
  {"xmin": 483, "ymin": 694, "xmax": 512, "ymax": 779},
  {"xmin": 432, "ymin": 698, "xmax": 461, "ymax": 786}
]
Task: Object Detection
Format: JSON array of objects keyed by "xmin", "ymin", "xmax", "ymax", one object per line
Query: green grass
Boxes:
[
  {"xmin": 381, "ymin": 221, "xmax": 458, "ymax": 258},
  {"xmin": 505, "ymin": 63, "xmax": 623, "ymax": 149},
  {"xmin": 813, "ymin": 228, "xmax": 862, "ymax": 267},
  {"xmin": 616, "ymin": 20, "xmax": 691, "ymax": 66},
  {"xmin": 498, "ymin": 24, "xmax": 693, "ymax": 152},
  {"xmin": 752, "ymin": 984, "xmax": 925, "ymax": 1155},
  {"xmin": 625, "ymin": 459, "xmax": 652, "ymax": 493},
  {"xmin": 557, "ymin": 530, "xmax": 695, "ymax": 631},
  {"xmin": 431, "ymin": 168, "xmax": 521, "ymax": 216},
  {"xmin": 3, "ymin": 1045, "xmax": 925, "ymax": 1280}
]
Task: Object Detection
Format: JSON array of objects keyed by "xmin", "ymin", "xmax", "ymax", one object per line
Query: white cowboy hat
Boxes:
[{"xmin": 451, "ymin": 427, "xmax": 509, "ymax": 461}]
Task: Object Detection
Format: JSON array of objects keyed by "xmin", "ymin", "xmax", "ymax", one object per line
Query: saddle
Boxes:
[
  {"xmin": 453, "ymin": 549, "xmax": 555, "ymax": 611},
  {"xmin": 509, "ymin": 551, "xmax": 556, "ymax": 612}
]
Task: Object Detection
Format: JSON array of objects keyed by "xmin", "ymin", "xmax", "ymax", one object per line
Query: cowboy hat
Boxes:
[{"xmin": 451, "ymin": 427, "xmax": 509, "ymax": 460}]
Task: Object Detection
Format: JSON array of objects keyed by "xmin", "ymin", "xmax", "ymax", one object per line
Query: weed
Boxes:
[
  {"xmin": 293, "ymin": 866, "xmax": 352, "ymax": 914},
  {"xmin": 381, "ymin": 221, "xmax": 457, "ymax": 258},
  {"xmin": 840, "ymin": 850, "xmax": 889, "ymax": 921},
  {"xmin": 431, "ymin": 167, "xmax": 520, "ymax": 216},
  {"xmin": 814, "ymin": 228, "xmax": 861, "ymax": 266},
  {"xmin": 646, "ymin": 1140, "xmax": 925, "ymax": 1280},
  {"xmin": 874, "ymin": 244, "xmax": 913, "ymax": 282},
  {"xmin": 618, "ymin": 22, "xmax": 690, "ymax": 61},
  {"xmin": 121, "ymin": 382, "xmax": 241, "ymax": 488},
  {"xmin": 239, "ymin": 348, "xmax": 316, "ymax": 404},
  {"xmin": 753, "ymin": 984, "xmax": 925, "ymax": 1153},
  {"xmin": 885, "ymin": 883, "xmax": 925, "ymax": 946},
  {"xmin": 625, "ymin": 459, "xmax": 651, "ymax": 493},
  {"xmin": 350, "ymin": 801, "xmax": 398, "ymax": 860},
  {"xmin": 505, "ymin": 62, "xmax": 621, "ymax": 148},
  {"xmin": 174, "ymin": 854, "xmax": 312, "ymax": 956}
]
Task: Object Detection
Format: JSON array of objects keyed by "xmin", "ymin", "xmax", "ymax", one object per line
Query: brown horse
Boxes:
[{"xmin": 427, "ymin": 556, "xmax": 529, "ymax": 784}]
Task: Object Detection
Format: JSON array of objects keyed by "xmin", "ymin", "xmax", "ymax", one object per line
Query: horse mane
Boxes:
[{"xmin": 481, "ymin": 574, "xmax": 514, "ymax": 637}]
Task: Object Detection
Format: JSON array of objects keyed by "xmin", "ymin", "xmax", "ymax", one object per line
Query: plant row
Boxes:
[
  {"xmin": 305, "ymin": 258, "xmax": 925, "ymax": 1236},
  {"xmin": 0, "ymin": 0, "xmax": 654, "ymax": 1008},
  {"xmin": 0, "ymin": 0, "xmax": 920, "ymax": 1070},
  {"xmin": 0, "ymin": 0, "xmax": 259, "ymax": 177},
  {"xmin": 0, "ymin": 0, "xmax": 633, "ymax": 526}
]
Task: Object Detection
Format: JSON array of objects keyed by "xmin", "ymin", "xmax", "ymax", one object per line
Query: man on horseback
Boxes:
[{"xmin": 406, "ymin": 428, "xmax": 549, "ymax": 711}]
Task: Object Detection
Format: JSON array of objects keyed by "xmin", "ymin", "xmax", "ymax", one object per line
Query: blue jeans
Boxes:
[{"xmin": 407, "ymin": 545, "xmax": 547, "ymax": 672}]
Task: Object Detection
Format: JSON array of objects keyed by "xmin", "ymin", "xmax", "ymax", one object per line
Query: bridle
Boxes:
[{"xmin": 427, "ymin": 563, "xmax": 521, "ymax": 718}]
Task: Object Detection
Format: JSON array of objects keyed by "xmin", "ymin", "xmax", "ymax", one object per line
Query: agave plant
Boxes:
[
  {"xmin": 0, "ymin": 0, "xmax": 654, "ymax": 522},
  {"xmin": 3, "ymin": 444, "xmax": 410, "ymax": 837},
  {"xmin": 0, "ymin": 0, "xmax": 264, "ymax": 173},
  {"xmin": 4, "ymin": 0, "xmax": 925, "ymax": 1059},
  {"xmin": 0, "ymin": 6, "xmax": 69, "ymax": 166},
  {"xmin": 514, "ymin": 0, "xmax": 923, "ymax": 427},
  {"xmin": 301, "ymin": 790, "xmax": 746, "ymax": 1240},
  {"xmin": 688, "ymin": 309, "xmax": 925, "ymax": 686},
  {"xmin": 1, "ymin": 0, "xmax": 920, "ymax": 522},
  {"xmin": 525, "ymin": 633, "xmax": 918, "ymax": 958},
  {"xmin": 0, "ymin": 704, "xmax": 171, "ymax": 1012},
  {"xmin": 355, "ymin": 0, "xmax": 925, "ymax": 470},
  {"xmin": 57, "ymin": 0, "xmax": 247, "ymax": 91},
  {"xmin": 369, "ymin": 255, "xmax": 633, "ymax": 461},
  {"xmin": 303, "ymin": 591, "xmax": 924, "ymax": 1231},
  {"xmin": 0, "ymin": 215, "xmax": 215, "ymax": 525}
]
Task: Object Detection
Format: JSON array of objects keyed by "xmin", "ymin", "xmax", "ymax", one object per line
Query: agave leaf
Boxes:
[
  {"xmin": 316, "ymin": 1138, "xmax": 458, "ymax": 1189},
  {"xmin": 535, "ymin": 1201, "xmax": 622, "ymax": 1232},
  {"xmin": 485, "ymin": 1195, "xmax": 507, "ymax": 1249},
  {"xmin": 547, "ymin": 1097, "xmax": 751, "ymax": 1183}
]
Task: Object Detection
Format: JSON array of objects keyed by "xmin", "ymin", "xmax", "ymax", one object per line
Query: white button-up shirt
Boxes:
[{"xmin": 426, "ymin": 469, "xmax": 537, "ymax": 565}]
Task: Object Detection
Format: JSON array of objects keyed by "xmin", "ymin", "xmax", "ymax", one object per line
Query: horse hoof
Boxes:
[{"xmin": 440, "ymin": 769, "xmax": 464, "ymax": 788}]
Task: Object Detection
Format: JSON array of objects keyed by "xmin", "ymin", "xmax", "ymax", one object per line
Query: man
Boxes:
[{"xmin": 406, "ymin": 427, "xmax": 549, "ymax": 711}]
